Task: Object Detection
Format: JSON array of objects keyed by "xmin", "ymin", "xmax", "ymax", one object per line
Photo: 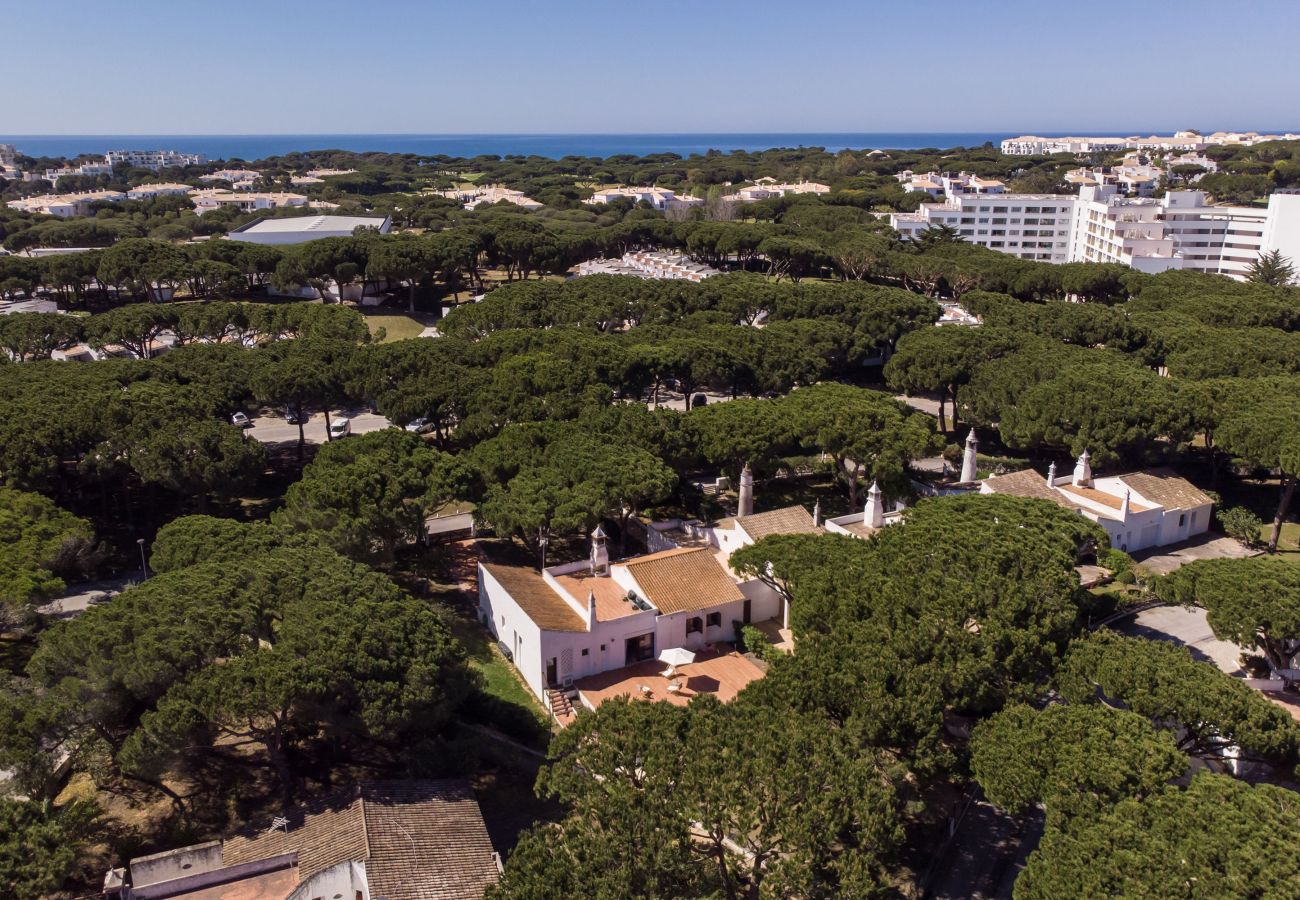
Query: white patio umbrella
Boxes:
[{"xmin": 658, "ymin": 647, "xmax": 696, "ymax": 679}]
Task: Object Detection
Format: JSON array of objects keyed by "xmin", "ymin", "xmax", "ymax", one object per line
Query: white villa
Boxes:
[
  {"xmin": 190, "ymin": 189, "xmax": 309, "ymax": 215},
  {"xmin": 981, "ymin": 450, "xmax": 1213, "ymax": 553},
  {"xmin": 7, "ymin": 190, "xmax": 127, "ymax": 217},
  {"xmin": 585, "ymin": 186, "xmax": 704, "ymax": 211},
  {"xmin": 126, "ymin": 182, "xmax": 193, "ymax": 200},
  {"xmin": 576, "ymin": 250, "xmax": 719, "ymax": 282},
  {"xmin": 200, "ymin": 168, "xmax": 262, "ymax": 186},
  {"xmin": 723, "ymin": 181, "xmax": 831, "ymax": 203},
  {"xmin": 478, "ymin": 500, "xmax": 817, "ymax": 713}
]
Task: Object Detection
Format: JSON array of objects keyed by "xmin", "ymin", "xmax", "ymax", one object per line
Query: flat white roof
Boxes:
[{"xmin": 232, "ymin": 215, "xmax": 388, "ymax": 234}]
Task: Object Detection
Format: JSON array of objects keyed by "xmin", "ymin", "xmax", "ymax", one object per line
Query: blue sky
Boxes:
[{"xmin": 7, "ymin": 0, "xmax": 1298, "ymax": 134}]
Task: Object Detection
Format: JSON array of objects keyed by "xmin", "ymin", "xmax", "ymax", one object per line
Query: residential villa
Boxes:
[
  {"xmin": 899, "ymin": 171, "xmax": 1006, "ymax": 198},
  {"xmin": 981, "ymin": 450, "xmax": 1213, "ymax": 553},
  {"xmin": 724, "ymin": 180, "xmax": 832, "ymax": 203},
  {"xmin": 7, "ymin": 190, "xmax": 127, "ymax": 217},
  {"xmin": 190, "ymin": 188, "xmax": 309, "ymax": 214},
  {"xmin": 585, "ymin": 185, "xmax": 705, "ymax": 211},
  {"xmin": 225, "ymin": 214, "xmax": 392, "ymax": 245},
  {"xmin": 290, "ymin": 167, "xmax": 358, "ymax": 185},
  {"xmin": 576, "ymin": 249, "xmax": 719, "ymax": 282},
  {"xmin": 479, "ymin": 493, "xmax": 815, "ymax": 718},
  {"xmin": 199, "ymin": 168, "xmax": 262, "ymax": 186},
  {"xmin": 125, "ymin": 183, "xmax": 193, "ymax": 200},
  {"xmin": 102, "ymin": 780, "xmax": 500, "ymax": 900},
  {"xmin": 29, "ymin": 160, "xmax": 114, "ymax": 183}
]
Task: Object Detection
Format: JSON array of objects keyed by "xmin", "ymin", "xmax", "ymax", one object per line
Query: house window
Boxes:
[
  {"xmin": 1190, "ymin": 511, "xmax": 1198, "ymax": 527},
  {"xmin": 581, "ymin": 648, "xmax": 589, "ymax": 656},
  {"xmin": 686, "ymin": 617, "xmax": 704, "ymax": 635},
  {"xmin": 1178, "ymin": 513, "xmax": 1186, "ymax": 527},
  {"xmin": 706, "ymin": 612, "xmax": 722, "ymax": 628}
]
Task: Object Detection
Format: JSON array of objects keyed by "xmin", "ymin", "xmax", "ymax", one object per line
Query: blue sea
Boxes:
[{"xmin": 0, "ymin": 133, "xmax": 1017, "ymax": 162}]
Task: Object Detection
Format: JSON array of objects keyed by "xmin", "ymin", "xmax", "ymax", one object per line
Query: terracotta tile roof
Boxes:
[
  {"xmin": 621, "ymin": 547, "xmax": 746, "ymax": 614},
  {"xmin": 222, "ymin": 780, "xmax": 498, "ymax": 900},
  {"xmin": 1118, "ymin": 469, "xmax": 1214, "ymax": 510},
  {"xmin": 554, "ymin": 569, "xmax": 641, "ymax": 622},
  {"xmin": 482, "ymin": 563, "xmax": 586, "ymax": 632},
  {"xmin": 983, "ymin": 469, "xmax": 1078, "ymax": 509},
  {"xmin": 735, "ymin": 505, "xmax": 820, "ymax": 541},
  {"xmin": 1057, "ymin": 483, "xmax": 1151, "ymax": 514}
]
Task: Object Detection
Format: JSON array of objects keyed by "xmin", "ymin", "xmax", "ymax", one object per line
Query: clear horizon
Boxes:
[{"xmin": 9, "ymin": 0, "xmax": 1298, "ymax": 135}]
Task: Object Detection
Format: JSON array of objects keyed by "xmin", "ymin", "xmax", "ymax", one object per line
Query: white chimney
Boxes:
[
  {"xmin": 1047, "ymin": 461, "xmax": 1057, "ymax": 487},
  {"xmin": 812, "ymin": 500, "xmax": 821, "ymax": 528},
  {"xmin": 1072, "ymin": 450, "xmax": 1093, "ymax": 488},
  {"xmin": 590, "ymin": 525, "xmax": 609, "ymax": 576},
  {"xmin": 587, "ymin": 590, "xmax": 598, "ymax": 631},
  {"xmin": 865, "ymin": 481, "xmax": 884, "ymax": 529},
  {"xmin": 1120, "ymin": 489, "xmax": 1131, "ymax": 521},
  {"xmin": 959, "ymin": 428, "xmax": 979, "ymax": 483},
  {"xmin": 738, "ymin": 463, "xmax": 754, "ymax": 518}
]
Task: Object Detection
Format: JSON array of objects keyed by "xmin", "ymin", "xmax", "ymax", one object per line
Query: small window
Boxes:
[
  {"xmin": 1178, "ymin": 513, "xmax": 1186, "ymax": 527},
  {"xmin": 686, "ymin": 617, "xmax": 703, "ymax": 635},
  {"xmin": 581, "ymin": 648, "xmax": 589, "ymax": 656},
  {"xmin": 600, "ymin": 644, "xmax": 605, "ymax": 651},
  {"xmin": 1190, "ymin": 512, "xmax": 1198, "ymax": 527},
  {"xmin": 706, "ymin": 612, "xmax": 722, "ymax": 628}
]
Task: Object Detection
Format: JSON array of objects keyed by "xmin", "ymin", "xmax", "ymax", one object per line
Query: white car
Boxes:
[
  {"xmin": 328, "ymin": 417, "xmax": 351, "ymax": 440},
  {"xmin": 405, "ymin": 416, "xmax": 435, "ymax": 434},
  {"xmin": 230, "ymin": 411, "xmax": 251, "ymax": 428}
]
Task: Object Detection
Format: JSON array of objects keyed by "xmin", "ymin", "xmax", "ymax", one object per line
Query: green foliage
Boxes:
[
  {"xmin": 1096, "ymin": 546, "xmax": 1134, "ymax": 575},
  {"xmin": 1157, "ymin": 557, "xmax": 1300, "ymax": 686},
  {"xmin": 150, "ymin": 515, "xmax": 280, "ymax": 573},
  {"xmin": 1218, "ymin": 505, "xmax": 1264, "ymax": 547},
  {"xmin": 15, "ymin": 544, "xmax": 473, "ymax": 801},
  {"xmin": 0, "ymin": 487, "xmax": 95, "ymax": 617},
  {"xmin": 1057, "ymin": 631, "xmax": 1300, "ymax": 763},
  {"xmin": 971, "ymin": 703, "xmax": 1183, "ymax": 828},
  {"xmin": 1015, "ymin": 774, "xmax": 1300, "ymax": 900},
  {"xmin": 0, "ymin": 798, "xmax": 99, "ymax": 899},
  {"xmin": 275, "ymin": 429, "xmax": 463, "ymax": 563}
]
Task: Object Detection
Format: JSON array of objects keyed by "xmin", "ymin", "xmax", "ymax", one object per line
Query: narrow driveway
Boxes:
[
  {"xmin": 1131, "ymin": 534, "xmax": 1258, "ymax": 576},
  {"xmin": 1115, "ymin": 605, "xmax": 1245, "ymax": 675}
]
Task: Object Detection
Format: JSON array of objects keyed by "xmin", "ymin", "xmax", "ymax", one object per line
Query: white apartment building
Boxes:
[
  {"xmin": 891, "ymin": 185, "xmax": 1300, "ymax": 279},
  {"xmin": 31, "ymin": 161, "xmax": 115, "ymax": 184},
  {"xmin": 891, "ymin": 193, "xmax": 1076, "ymax": 261},
  {"xmin": 105, "ymin": 149, "xmax": 206, "ymax": 169},
  {"xmin": 1001, "ymin": 129, "xmax": 1300, "ymax": 156},
  {"xmin": 900, "ymin": 171, "xmax": 1006, "ymax": 198}
]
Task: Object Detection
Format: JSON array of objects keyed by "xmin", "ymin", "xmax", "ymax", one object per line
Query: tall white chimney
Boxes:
[
  {"xmin": 738, "ymin": 463, "xmax": 754, "ymax": 518},
  {"xmin": 959, "ymin": 428, "xmax": 979, "ymax": 484},
  {"xmin": 865, "ymin": 481, "xmax": 884, "ymax": 529},
  {"xmin": 590, "ymin": 525, "xmax": 609, "ymax": 576},
  {"xmin": 1072, "ymin": 450, "xmax": 1093, "ymax": 488}
]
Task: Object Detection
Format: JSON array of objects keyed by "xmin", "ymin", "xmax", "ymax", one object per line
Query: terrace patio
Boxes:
[{"xmin": 573, "ymin": 645, "xmax": 765, "ymax": 714}]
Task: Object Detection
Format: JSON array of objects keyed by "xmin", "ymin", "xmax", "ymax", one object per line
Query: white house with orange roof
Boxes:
[
  {"xmin": 479, "ymin": 525, "xmax": 784, "ymax": 707},
  {"xmin": 980, "ymin": 451, "xmax": 1213, "ymax": 552}
]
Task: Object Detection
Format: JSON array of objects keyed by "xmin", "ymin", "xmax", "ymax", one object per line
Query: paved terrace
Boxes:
[{"xmin": 574, "ymin": 646, "xmax": 764, "ymax": 712}]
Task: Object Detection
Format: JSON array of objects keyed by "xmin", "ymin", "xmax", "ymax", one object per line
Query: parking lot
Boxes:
[{"xmin": 247, "ymin": 410, "xmax": 393, "ymax": 446}]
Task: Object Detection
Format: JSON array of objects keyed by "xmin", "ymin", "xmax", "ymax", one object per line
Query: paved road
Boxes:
[
  {"xmin": 1116, "ymin": 605, "xmax": 1245, "ymax": 675},
  {"xmin": 926, "ymin": 799, "xmax": 1042, "ymax": 900},
  {"xmin": 36, "ymin": 575, "xmax": 137, "ymax": 619},
  {"xmin": 1130, "ymin": 534, "xmax": 1258, "ymax": 576},
  {"xmin": 248, "ymin": 411, "xmax": 392, "ymax": 446}
]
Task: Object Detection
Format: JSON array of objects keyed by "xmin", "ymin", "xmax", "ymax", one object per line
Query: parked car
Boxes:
[
  {"xmin": 328, "ymin": 417, "xmax": 351, "ymax": 440},
  {"xmin": 285, "ymin": 408, "xmax": 306, "ymax": 425},
  {"xmin": 405, "ymin": 416, "xmax": 435, "ymax": 434},
  {"xmin": 691, "ymin": 393, "xmax": 708, "ymax": 409},
  {"xmin": 230, "ymin": 411, "xmax": 251, "ymax": 428}
]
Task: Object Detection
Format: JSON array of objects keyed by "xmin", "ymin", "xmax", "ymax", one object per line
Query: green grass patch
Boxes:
[{"xmin": 364, "ymin": 314, "xmax": 428, "ymax": 343}]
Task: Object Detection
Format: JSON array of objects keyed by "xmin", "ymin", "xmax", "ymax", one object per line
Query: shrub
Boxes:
[
  {"xmin": 1217, "ymin": 506, "xmax": 1262, "ymax": 548},
  {"xmin": 1097, "ymin": 547, "xmax": 1134, "ymax": 576},
  {"xmin": 1116, "ymin": 570, "xmax": 1137, "ymax": 586},
  {"xmin": 741, "ymin": 624, "xmax": 774, "ymax": 662}
]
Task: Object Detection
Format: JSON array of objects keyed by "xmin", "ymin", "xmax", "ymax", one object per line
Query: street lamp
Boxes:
[{"xmin": 136, "ymin": 538, "xmax": 148, "ymax": 579}]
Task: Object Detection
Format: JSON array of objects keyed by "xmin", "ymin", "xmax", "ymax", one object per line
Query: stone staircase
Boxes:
[{"xmin": 547, "ymin": 689, "xmax": 575, "ymax": 724}]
